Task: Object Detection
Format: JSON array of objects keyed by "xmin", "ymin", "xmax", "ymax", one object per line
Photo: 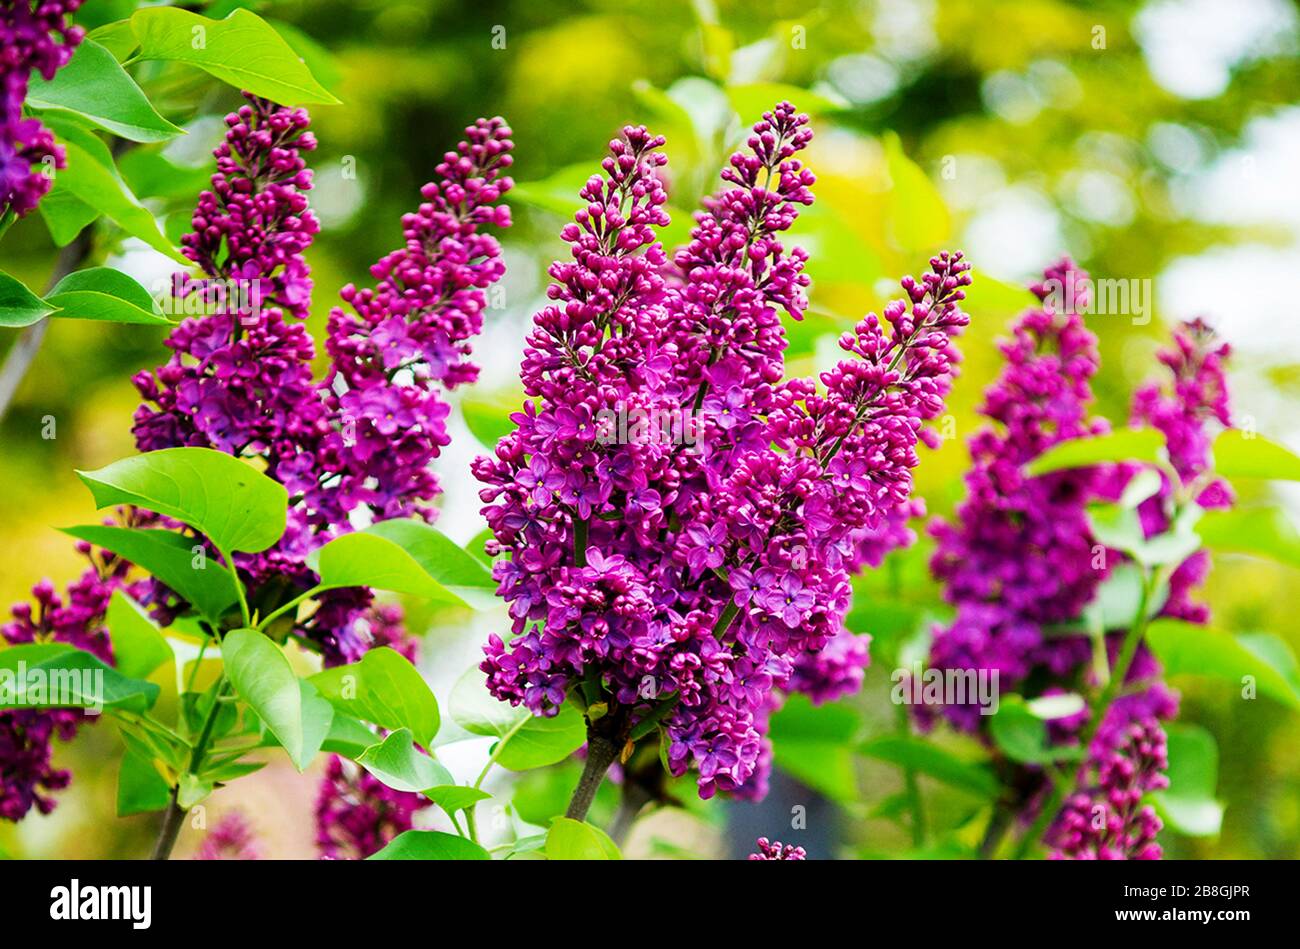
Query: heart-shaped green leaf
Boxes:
[
  {"xmin": 309, "ymin": 520, "xmax": 496, "ymax": 609},
  {"xmin": 310, "ymin": 647, "xmax": 439, "ymax": 748},
  {"xmin": 105, "ymin": 590, "xmax": 172, "ymax": 680},
  {"xmin": 0, "ymin": 270, "xmax": 56, "ymax": 328},
  {"xmin": 367, "ymin": 830, "xmax": 489, "ymax": 860},
  {"xmin": 26, "ymin": 39, "xmax": 184, "ymax": 142},
  {"xmin": 130, "ymin": 8, "xmax": 340, "ymax": 105},
  {"xmin": 222, "ymin": 628, "xmax": 331, "ymax": 770},
  {"xmin": 355, "ymin": 728, "xmax": 453, "ymax": 793},
  {"xmin": 0, "ymin": 644, "xmax": 160, "ymax": 712},
  {"xmin": 45, "ymin": 266, "xmax": 171, "ymax": 326},
  {"xmin": 1026, "ymin": 428, "xmax": 1165, "ymax": 477},
  {"xmin": 76, "ymin": 448, "xmax": 288, "ymax": 555},
  {"xmin": 545, "ymin": 817, "xmax": 621, "ymax": 860}
]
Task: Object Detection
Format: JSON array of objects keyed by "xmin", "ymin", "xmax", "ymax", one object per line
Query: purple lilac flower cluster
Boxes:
[
  {"xmin": 474, "ymin": 102, "xmax": 970, "ymax": 798},
  {"xmin": 0, "ymin": 0, "xmax": 83, "ymax": 218},
  {"xmin": 922, "ymin": 261, "xmax": 1232, "ymax": 857},
  {"xmin": 1131, "ymin": 318, "xmax": 1233, "ymax": 625},
  {"xmin": 195, "ymin": 810, "xmax": 261, "ymax": 860},
  {"xmin": 748, "ymin": 836, "xmax": 806, "ymax": 860}
]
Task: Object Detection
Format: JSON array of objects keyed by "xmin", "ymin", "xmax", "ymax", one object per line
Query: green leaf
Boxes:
[
  {"xmin": 0, "ymin": 270, "xmax": 57, "ymax": 328},
  {"xmin": 105, "ymin": 589, "xmax": 172, "ymax": 680},
  {"xmin": 363, "ymin": 520, "xmax": 499, "ymax": 609},
  {"xmin": 76, "ymin": 447, "xmax": 288, "ymax": 555},
  {"xmin": 545, "ymin": 817, "xmax": 622, "ymax": 860},
  {"xmin": 425, "ymin": 785, "xmax": 491, "ymax": 816},
  {"xmin": 1026, "ymin": 428, "xmax": 1165, "ymax": 477},
  {"xmin": 45, "ymin": 266, "xmax": 171, "ymax": 326},
  {"xmin": 1119, "ymin": 468, "xmax": 1163, "ymax": 509},
  {"xmin": 770, "ymin": 693, "xmax": 863, "ymax": 803},
  {"xmin": 52, "ymin": 136, "xmax": 188, "ymax": 263},
  {"xmin": 355, "ymin": 728, "xmax": 453, "ymax": 793},
  {"xmin": 1197, "ymin": 507, "xmax": 1300, "ymax": 570},
  {"xmin": 307, "ymin": 522, "xmax": 497, "ymax": 609},
  {"xmin": 367, "ymin": 830, "xmax": 490, "ymax": 860},
  {"xmin": 88, "ymin": 19, "xmax": 141, "ymax": 61},
  {"xmin": 1146, "ymin": 619, "xmax": 1300, "ymax": 709},
  {"xmin": 319, "ymin": 712, "xmax": 379, "ymax": 760},
  {"xmin": 1074, "ymin": 564, "xmax": 1169, "ymax": 633},
  {"xmin": 1212, "ymin": 429, "xmax": 1300, "ymax": 481},
  {"xmin": 1150, "ymin": 723, "xmax": 1223, "ymax": 837},
  {"xmin": 460, "ymin": 388, "xmax": 525, "ymax": 448},
  {"xmin": 510, "ymin": 163, "xmax": 595, "ymax": 216},
  {"xmin": 61, "ymin": 524, "xmax": 238, "ymax": 623},
  {"xmin": 309, "ymin": 647, "xmax": 439, "ymax": 748},
  {"xmin": 38, "ymin": 188, "xmax": 100, "ymax": 246},
  {"xmin": 116, "ymin": 745, "xmax": 172, "ymax": 817},
  {"xmin": 222, "ymin": 628, "xmax": 331, "ymax": 770},
  {"xmin": 882, "ymin": 131, "xmax": 951, "ymax": 253},
  {"xmin": 0, "ymin": 645, "xmax": 159, "ymax": 712},
  {"xmin": 130, "ymin": 8, "xmax": 340, "ymax": 106},
  {"xmin": 26, "ymin": 39, "xmax": 184, "ymax": 142},
  {"xmin": 494, "ymin": 704, "xmax": 587, "ymax": 771},
  {"xmin": 859, "ymin": 736, "xmax": 999, "ymax": 799},
  {"xmin": 987, "ymin": 697, "xmax": 1084, "ymax": 765}
]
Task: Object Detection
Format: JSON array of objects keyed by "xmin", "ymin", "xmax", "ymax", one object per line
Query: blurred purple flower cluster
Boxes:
[
  {"xmin": 0, "ymin": 0, "xmax": 83, "ymax": 218},
  {"xmin": 474, "ymin": 102, "xmax": 970, "ymax": 798},
  {"xmin": 923, "ymin": 260, "xmax": 1234, "ymax": 858}
]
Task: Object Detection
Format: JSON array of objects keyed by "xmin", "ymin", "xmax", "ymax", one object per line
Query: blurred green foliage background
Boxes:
[{"xmin": 2, "ymin": 0, "xmax": 1298, "ymax": 858}]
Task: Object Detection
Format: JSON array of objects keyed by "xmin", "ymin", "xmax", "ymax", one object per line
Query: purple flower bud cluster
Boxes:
[
  {"xmin": 927, "ymin": 261, "xmax": 1112, "ymax": 724},
  {"xmin": 474, "ymin": 102, "xmax": 970, "ymax": 798},
  {"xmin": 195, "ymin": 810, "xmax": 261, "ymax": 860},
  {"xmin": 0, "ymin": 0, "xmax": 83, "ymax": 218},
  {"xmin": 748, "ymin": 836, "xmax": 806, "ymax": 860},
  {"xmin": 1049, "ymin": 719, "xmax": 1168, "ymax": 859}
]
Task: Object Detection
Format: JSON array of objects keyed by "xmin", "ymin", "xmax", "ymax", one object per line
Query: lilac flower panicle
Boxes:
[
  {"xmin": 475, "ymin": 102, "xmax": 970, "ymax": 799},
  {"xmin": 0, "ymin": 0, "xmax": 83, "ymax": 217}
]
